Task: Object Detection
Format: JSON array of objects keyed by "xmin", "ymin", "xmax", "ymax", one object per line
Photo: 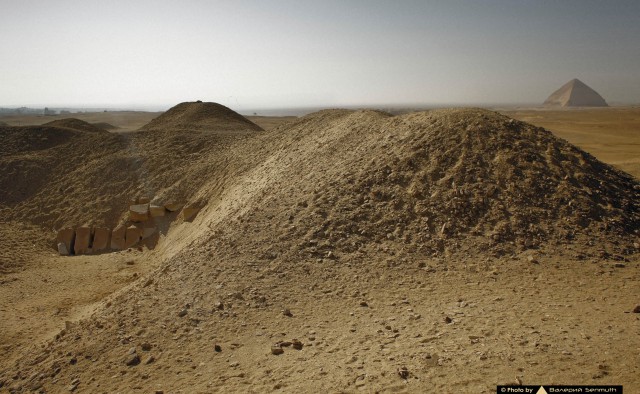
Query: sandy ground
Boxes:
[
  {"xmin": 501, "ymin": 107, "xmax": 640, "ymax": 179},
  {"xmin": 0, "ymin": 247, "xmax": 149, "ymax": 368},
  {"xmin": 0, "ymin": 106, "xmax": 638, "ymax": 393}
]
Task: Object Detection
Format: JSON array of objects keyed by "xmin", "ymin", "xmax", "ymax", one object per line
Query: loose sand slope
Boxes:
[{"xmin": 1, "ymin": 105, "xmax": 638, "ymax": 393}]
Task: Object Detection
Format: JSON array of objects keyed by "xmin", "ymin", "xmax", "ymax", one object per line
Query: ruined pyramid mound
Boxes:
[
  {"xmin": 140, "ymin": 101, "xmax": 263, "ymax": 132},
  {"xmin": 0, "ymin": 124, "xmax": 125, "ymax": 211},
  {"xmin": 91, "ymin": 121, "xmax": 118, "ymax": 131},
  {"xmin": 228, "ymin": 108, "xmax": 638, "ymax": 260},
  {"xmin": 43, "ymin": 118, "xmax": 108, "ymax": 133},
  {"xmin": 543, "ymin": 78, "xmax": 608, "ymax": 107},
  {"xmin": 0, "ymin": 124, "xmax": 82, "ymax": 156}
]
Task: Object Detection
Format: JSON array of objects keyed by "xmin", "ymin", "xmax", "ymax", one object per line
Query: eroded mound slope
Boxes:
[
  {"xmin": 0, "ymin": 125, "xmax": 93, "ymax": 207},
  {"xmin": 140, "ymin": 101, "xmax": 263, "ymax": 132},
  {"xmin": 42, "ymin": 118, "xmax": 108, "ymax": 133}
]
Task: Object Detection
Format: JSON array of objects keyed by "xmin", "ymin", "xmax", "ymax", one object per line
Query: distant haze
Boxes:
[{"xmin": 1, "ymin": 0, "xmax": 639, "ymax": 111}]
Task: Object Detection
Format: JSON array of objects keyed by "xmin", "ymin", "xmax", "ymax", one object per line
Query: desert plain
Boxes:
[{"xmin": 0, "ymin": 104, "xmax": 638, "ymax": 393}]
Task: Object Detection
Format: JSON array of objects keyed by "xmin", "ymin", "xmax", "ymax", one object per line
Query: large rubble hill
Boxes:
[
  {"xmin": 228, "ymin": 108, "xmax": 639, "ymax": 263},
  {"xmin": 140, "ymin": 101, "xmax": 263, "ymax": 132}
]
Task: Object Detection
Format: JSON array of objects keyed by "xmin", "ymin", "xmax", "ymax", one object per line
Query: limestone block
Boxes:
[
  {"xmin": 149, "ymin": 205, "xmax": 165, "ymax": 217},
  {"xmin": 164, "ymin": 203, "xmax": 183, "ymax": 212},
  {"xmin": 93, "ymin": 227, "xmax": 110, "ymax": 252},
  {"xmin": 56, "ymin": 228, "xmax": 75, "ymax": 255},
  {"xmin": 125, "ymin": 225, "xmax": 142, "ymax": 248},
  {"xmin": 111, "ymin": 225, "xmax": 126, "ymax": 250},
  {"xmin": 57, "ymin": 242, "xmax": 69, "ymax": 256},
  {"xmin": 129, "ymin": 203, "xmax": 149, "ymax": 222},
  {"xmin": 142, "ymin": 226, "xmax": 157, "ymax": 239},
  {"xmin": 138, "ymin": 196, "xmax": 151, "ymax": 204},
  {"xmin": 74, "ymin": 226, "xmax": 92, "ymax": 255},
  {"xmin": 182, "ymin": 204, "xmax": 201, "ymax": 222}
]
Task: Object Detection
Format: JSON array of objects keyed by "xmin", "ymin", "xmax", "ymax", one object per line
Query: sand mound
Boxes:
[
  {"xmin": 91, "ymin": 121, "xmax": 118, "ymax": 131},
  {"xmin": 223, "ymin": 108, "xmax": 638, "ymax": 263},
  {"xmin": 544, "ymin": 78, "xmax": 608, "ymax": 107},
  {"xmin": 0, "ymin": 121, "xmax": 8, "ymax": 126},
  {"xmin": 42, "ymin": 118, "xmax": 108, "ymax": 133},
  {"xmin": 140, "ymin": 101, "xmax": 263, "ymax": 132},
  {"xmin": 0, "ymin": 110, "xmax": 266, "ymax": 232},
  {"xmin": 0, "ymin": 124, "xmax": 125, "ymax": 214},
  {"xmin": 0, "ymin": 125, "xmax": 80, "ymax": 156}
]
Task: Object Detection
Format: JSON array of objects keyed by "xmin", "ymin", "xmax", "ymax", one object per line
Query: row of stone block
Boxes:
[
  {"xmin": 55, "ymin": 201, "xmax": 201, "ymax": 256},
  {"xmin": 129, "ymin": 202, "xmax": 200, "ymax": 223},
  {"xmin": 56, "ymin": 224, "xmax": 151, "ymax": 256}
]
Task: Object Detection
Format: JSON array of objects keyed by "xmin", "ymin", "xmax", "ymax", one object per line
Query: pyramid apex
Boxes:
[{"xmin": 543, "ymin": 78, "xmax": 607, "ymax": 107}]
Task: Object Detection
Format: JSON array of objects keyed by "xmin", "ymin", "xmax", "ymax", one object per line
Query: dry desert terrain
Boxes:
[{"xmin": 0, "ymin": 105, "xmax": 638, "ymax": 393}]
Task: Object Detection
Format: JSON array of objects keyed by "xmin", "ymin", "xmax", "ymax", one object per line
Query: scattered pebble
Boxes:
[
  {"xmin": 398, "ymin": 366, "xmax": 409, "ymax": 379},
  {"xmin": 271, "ymin": 344, "xmax": 284, "ymax": 355},
  {"xmin": 68, "ymin": 378, "xmax": 80, "ymax": 392},
  {"xmin": 125, "ymin": 353, "xmax": 140, "ymax": 366},
  {"xmin": 291, "ymin": 339, "xmax": 303, "ymax": 350}
]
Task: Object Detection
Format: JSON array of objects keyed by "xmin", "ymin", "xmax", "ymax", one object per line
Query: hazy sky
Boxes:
[{"xmin": 1, "ymin": 0, "xmax": 639, "ymax": 110}]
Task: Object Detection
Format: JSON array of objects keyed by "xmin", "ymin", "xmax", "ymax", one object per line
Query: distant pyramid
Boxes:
[{"xmin": 543, "ymin": 78, "xmax": 608, "ymax": 107}]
